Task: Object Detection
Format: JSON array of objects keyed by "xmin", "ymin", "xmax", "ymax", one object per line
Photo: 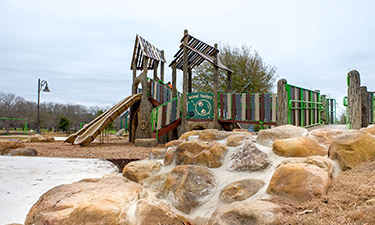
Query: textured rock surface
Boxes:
[
  {"xmin": 24, "ymin": 134, "xmax": 51, "ymax": 143},
  {"xmin": 149, "ymin": 148, "xmax": 166, "ymax": 159},
  {"xmin": 142, "ymin": 173, "xmax": 168, "ymax": 192},
  {"xmin": 163, "ymin": 147, "xmax": 177, "ymax": 166},
  {"xmin": 0, "ymin": 139, "xmax": 25, "ymax": 154},
  {"xmin": 228, "ymin": 142, "xmax": 270, "ymax": 171},
  {"xmin": 178, "ymin": 130, "xmax": 202, "ymax": 141},
  {"xmin": 267, "ymin": 156, "xmax": 332, "ymax": 200},
  {"xmin": 134, "ymin": 138, "xmax": 158, "ymax": 147},
  {"xmin": 329, "ymin": 130, "xmax": 375, "ymax": 170},
  {"xmin": 361, "ymin": 124, "xmax": 375, "ymax": 135},
  {"xmin": 176, "ymin": 140, "xmax": 227, "ymax": 168},
  {"xmin": 165, "ymin": 139, "xmax": 184, "ymax": 147},
  {"xmin": 2, "ymin": 148, "xmax": 37, "ymax": 156},
  {"xmin": 256, "ymin": 125, "xmax": 307, "ymax": 147},
  {"xmin": 199, "ymin": 129, "xmax": 231, "ymax": 141},
  {"xmin": 208, "ymin": 200, "xmax": 280, "ymax": 225},
  {"xmin": 157, "ymin": 165, "xmax": 216, "ymax": 214},
  {"xmin": 226, "ymin": 133, "xmax": 252, "ymax": 147},
  {"xmin": 122, "ymin": 159, "xmax": 161, "ymax": 183},
  {"xmin": 308, "ymin": 129, "xmax": 347, "ymax": 147},
  {"xmin": 219, "ymin": 179, "xmax": 265, "ymax": 203},
  {"xmin": 272, "ymin": 137, "xmax": 327, "ymax": 157},
  {"xmin": 25, "ymin": 177, "xmax": 184, "ymax": 225}
]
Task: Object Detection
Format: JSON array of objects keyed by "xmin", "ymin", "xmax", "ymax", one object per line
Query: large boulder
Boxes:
[
  {"xmin": 165, "ymin": 139, "xmax": 184, "ymax": 147},
  {"xmin": 219, "ymin": 179, "xmax": 265, "ymax": 203},
  {"xmin": 157, "ymin": 165, "xmax": 217, "ymax": 214},
  {"xmin": 272, "ymin": 137, "xmax": 327, "ymax": 157},
  {"xmin": 24, "ymin": 134, "xmax": 50, "ymax": 143},
  {"xmin": 199, "ymin": 129, "xmax": 231, "ymax": 141},
  {"xmin": 329, "ymin": 130, "xmax": 375, "ymax": 170},
  {"xmin": 307, "ymin": 129, "xmax": 347, "ymax": 147},
  {"xmin": 0, "ymin": 139, "xmax": 25, "ymax": 154},
  {"xmin": 122, "ymin": 159, "xmax": 162, "ymax": 183},
  {"xmin": 361, "ymin": 124, "xmax": 375, "ymax": 135},
  {"xmin": 142, "ymin": 173, "xmax": 168, "ymax": 192},
  {"xmin": 175, "ymin": 140, "xmax": 228, "ymax": 168},
  {"xmin": 267, "ymin": 156, "xmax": 332, "ymax": 201},
  {"xmin": 25, "ymin": 177, "xmax": 185, "ymax": 225},
  {"xmin": 3, "ymin": 148, "xmax": 37, "ymax": 156},
  {"xmin": 179, "ymin": 130, "xmax": 202, "ymax": 141},
  {"xmin": 227, "ymin": 142, "xmax": 270, "ymax": 171},
  {"xmin": 208, "ymin": 200, "xmax": 280, "ymax": 225},
  {"xmin": 256, "ymin": 125, "xmax": 307, "ymax": 147},
  {"xmin": 226, "ymin": 133, "xmax": 253, "ymax": 147}
]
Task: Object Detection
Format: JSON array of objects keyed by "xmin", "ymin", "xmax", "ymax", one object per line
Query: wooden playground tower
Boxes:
[{"xmin": 130, "ymin": 30, "xmax": 236, "ymax": 142}]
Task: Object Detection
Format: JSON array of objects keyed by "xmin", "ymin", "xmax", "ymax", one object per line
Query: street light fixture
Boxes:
[{"xmin": 36, "ymin": 78, "xmax": 50, "ymax": 134}]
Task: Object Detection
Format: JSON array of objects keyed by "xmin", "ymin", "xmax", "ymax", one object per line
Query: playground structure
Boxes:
[
  {"xmin": 346, "ymin": 70, "xmax": 375, "ymax": 129},
  {"xmin": 66, "ymin": 29, "xmax": 338, "ymax": 146}
]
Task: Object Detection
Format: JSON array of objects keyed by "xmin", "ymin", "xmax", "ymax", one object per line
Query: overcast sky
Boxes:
[{"xmin": 0, "ymin": 0, "xmax": 374, "ymax": 114}]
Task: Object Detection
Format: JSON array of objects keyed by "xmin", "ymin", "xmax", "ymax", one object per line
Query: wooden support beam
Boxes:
[
  {"xmin": 188, "ymin": 68, "xmax": 192, "ymax": 93},
  {"xmin": 227, "ymin": 65, "xmax": 232, "ymax": 93},
  {"xmin": 132, "ymin": 59, "xmax": 137, "ymax": 94},
  {"xmin": 213, "ymin": 43, "xmax": 219, "ymax": 129},
  {"xmin": 181, "ymin": 29, "xmax": 189, "ymax": 135},
  {"xmin": 153, "ymin": 61, "xmax": 159, "ymax": 81},
  {"xmin": 277, "ymin": 79, "xmax": 289, "ymax": 126},
  {"xmin": 172, "ymin": 62, "xmax": 177, "ymax": 98},
  {"xmin": 361, "ymin": 86, "xmax": 369, "ymax": 128},
  {"xmin": 160, "ymin": 50, "xmax": 165, "ymax": 82}
]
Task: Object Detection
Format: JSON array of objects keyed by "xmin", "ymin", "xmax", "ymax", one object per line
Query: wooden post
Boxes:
[
  {"xmin": 181, "ymin": 29, "xmax": 189, "ymax": 134},
  {"xmin": 135, "ymin": 56, "xmax": 153, "ymax": 138},
  {"xmin": 172, "ymin": 62, "xmax": 177, "ymax": 98},
  {"xmin": 213, "ymin": 43, "xmax": 219, "ymax": 129},
  {"xmin": 160, "ymin": 50, "xmax": 165, "ymax": 82},
  {"xmin": 277, "ymin": 79, "xmax": 289, "ymax": 125},
  {"xmin": 227, "ymin": 65, "xmax": 232, "ymax": 93},
  {"xmin": 188, "ymin": 68, "xmax": 192, "ymax": 93},
  {"xmin": 347, "ymin": 70, "xmax": 361, "ymax": 129},
  {"xmin": 361, "ymin": 86, "xmax": 369, "ymax": 128},
  {"xmin": 153, "ymin": 61, "xmax": 159, "ymax": 81},
  {"xmin": 132, "ymin": 60, "xmax": 137, "ymax": 94}
]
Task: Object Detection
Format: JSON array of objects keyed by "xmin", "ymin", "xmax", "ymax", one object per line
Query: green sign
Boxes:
[{"xmin": 187, "ymin": 92, "xmax": 213, "ymax": 119}]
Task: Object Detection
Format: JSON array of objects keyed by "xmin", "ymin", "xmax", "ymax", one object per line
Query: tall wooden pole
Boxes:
[
  {"xmin": 181, "ymin": 29, "xmax": 189, "ymax": 134},
  {"xmin": 153, "ymin": 61, "xmax": 159, "ymax": 81},
  {"xmin": 172, "ymin": 62, "xmax": 177, "ymax": 98},
  {"xmin": 213, "ymin": 43, "xmax": 219, "ymax": 129},
  {"xmin": 277, "ymin": 79, "xmax": 289, "ymax": 126},
  {"xmin": 132, "ymin": 60, "xmax": 137, "ymax": 94},
  {"xmin": 361, "ymin": 86, "xmax": 369, "ymax": 128},
  {"xmin": 188, "ymin": 68, "xmax": 192, "ymax": 93},
  {"xmin": 227, "ymin": 65, "xmax": 232, "ymax": 93},
  {"xmin": 347, "ymin": 70, "xmax": 361, "ymax": 129},
  {"xmin": 160, "ymin": 50, "xmax": 165, "ymax": 82}
]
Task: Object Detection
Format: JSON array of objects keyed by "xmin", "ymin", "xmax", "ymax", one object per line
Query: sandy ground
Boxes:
[{"xmin": 24, "ymin": 137, "xmax": 165, "ymax": 159}]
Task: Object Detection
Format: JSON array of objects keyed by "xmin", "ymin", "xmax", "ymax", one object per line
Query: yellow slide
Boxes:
[{"xmin": 65, "ymin": 94, "xmax": 141, "ymax": 146}]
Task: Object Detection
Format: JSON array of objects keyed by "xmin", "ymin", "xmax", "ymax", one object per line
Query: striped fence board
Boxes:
[{"xmin": 218, "ymin": 93, "xmax": 277, "ymax": 125}]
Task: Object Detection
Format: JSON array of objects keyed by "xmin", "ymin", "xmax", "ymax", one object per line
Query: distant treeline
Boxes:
[{"xmin": 0, "ymin": 91, "xmax": 122, "ymax": 133}]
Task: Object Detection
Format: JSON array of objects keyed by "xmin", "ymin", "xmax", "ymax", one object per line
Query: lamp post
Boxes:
[{"xmin": 36, "ymin": 78, "xmax": 50, "ymax": 134}]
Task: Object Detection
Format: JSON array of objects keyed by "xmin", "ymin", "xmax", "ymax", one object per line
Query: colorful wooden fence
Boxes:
[
  {"xmin": 148, "ymin": 78, "xmax": 182, "ymax": 106},
  {"xmin": 219, "ymin": 93, "xmax": 277, "ymax": 125},
  {"xmin": 285, "ymin": 83, "xmax": 321, "ymax": 127},
  {"xmin": 150, "ymin": 97, "xmax": 182, "ymax": 138}
]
